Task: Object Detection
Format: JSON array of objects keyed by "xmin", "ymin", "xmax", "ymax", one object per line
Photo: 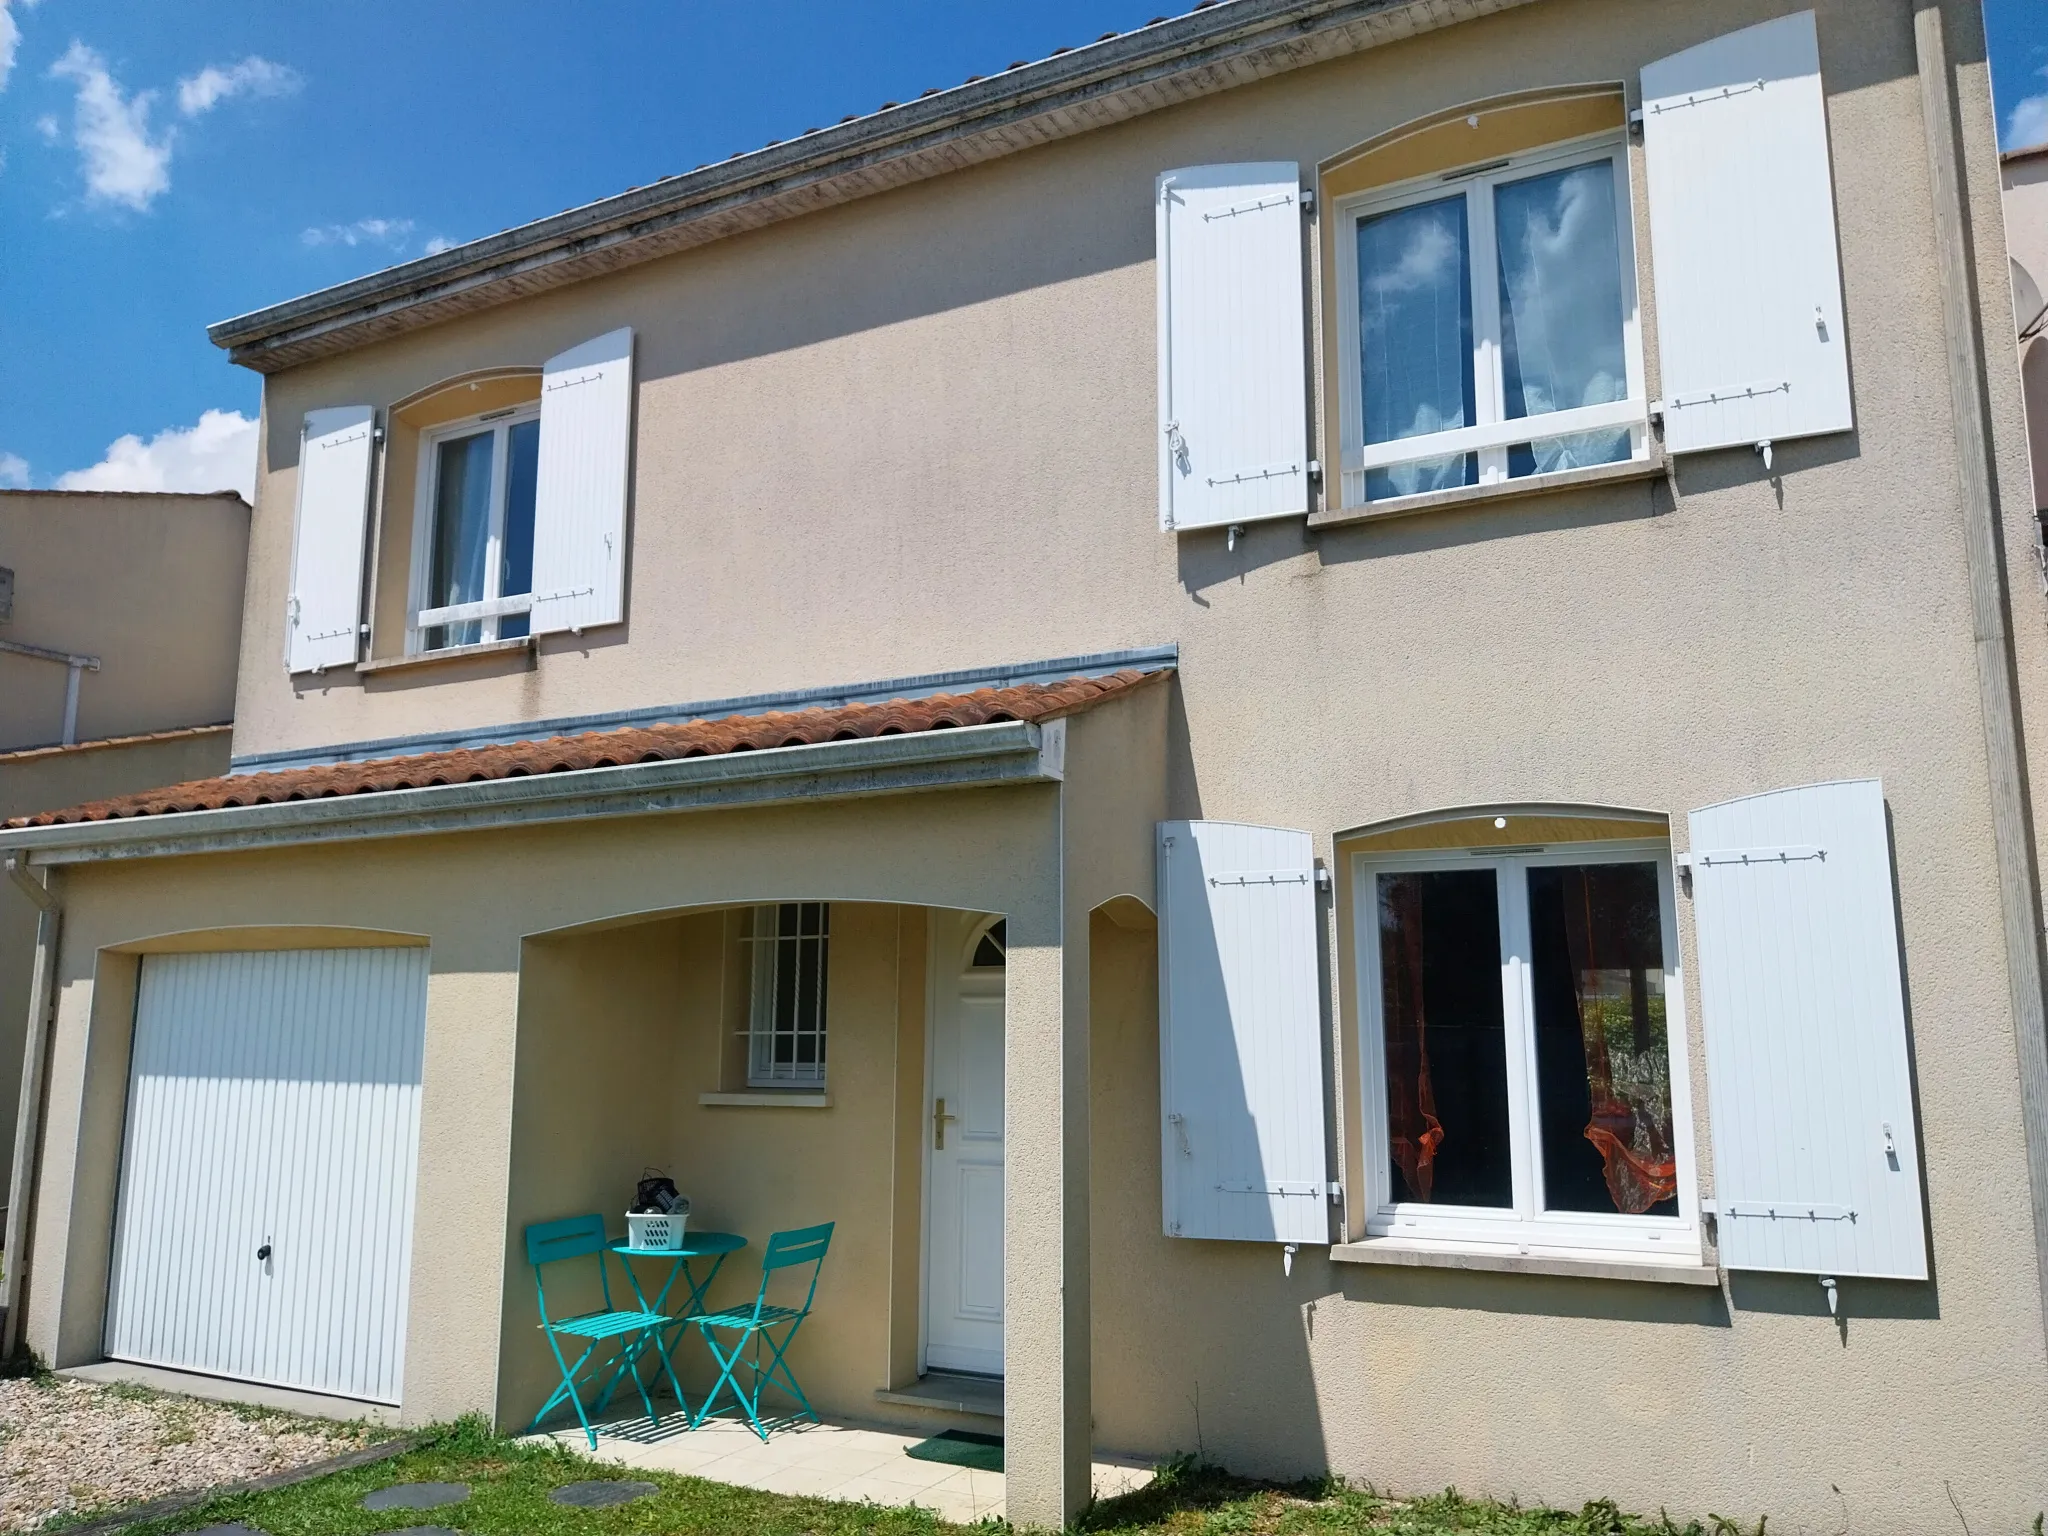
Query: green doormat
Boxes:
[{"xmin": 904, "ymin": 1429, "xmax": 1004, "ymax": 1473}]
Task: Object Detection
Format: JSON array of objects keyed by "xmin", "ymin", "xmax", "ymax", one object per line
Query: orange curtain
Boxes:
[
  {"xmin": 1380, "ymin": 875, "xmax": 1445, "ymax": 1201},
  {"xmin": 1559, "ymin": 868, "xmax": 1676, "ymax": 1214}
]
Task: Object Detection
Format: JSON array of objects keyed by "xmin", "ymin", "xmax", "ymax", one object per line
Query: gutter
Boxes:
[
  {"xmin": 2, "ymin": 853, "xmax": 58, "ymax": 1364},
  {"xmin": 206, "ymin": 0, "xmax": 1534, "ymax": 372},
  {"xmin": 0, "ymin": 719, "xmax": 1064, "ymax": 867}
]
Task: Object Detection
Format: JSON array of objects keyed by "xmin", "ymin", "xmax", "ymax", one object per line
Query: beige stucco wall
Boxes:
[
  {"xmin": 0, "ymin": 492, "xmax": 247, "ymax": 754},
  {"xmin": 18, "ymin": 0, "xmax": 2048, "ymax": 1528}
]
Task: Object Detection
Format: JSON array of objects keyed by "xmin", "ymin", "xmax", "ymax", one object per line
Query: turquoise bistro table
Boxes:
[{"xmin": 609, "ymin": 1232, "xmax": 746, "ymax": 1412}]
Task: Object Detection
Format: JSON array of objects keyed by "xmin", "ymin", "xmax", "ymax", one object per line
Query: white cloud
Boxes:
[
  {"xmin": 302, "ymin": 217, "xmax": 415, "ymax": 249},
  {"xmin": 424, "ymin": 234, "xmax": 457, "ymax": 256},
  {"xmin": 34, "ymin": 112, "xmax": 57, "ymax": 141},
  {"xmin": 2011, "ymin": 90, "xmax": 2048, "ymax": 154},
  {"xmin": 177, "ymin": 55, "xmax": 299, "ymax": 117},
  {"xmin": 0, "ymin": 452, "xmax": 29, "ymax": 489},
  {"xmin": 0, "ymin": 2, "xmax": 20, "ymax": 94},
  {"xmin": 48, "ymin": 42, "xmax": 173, "ymax": 211},
  {"xmin": 56, "ymin": 410, "xmax": 257, "ymax": 500}
]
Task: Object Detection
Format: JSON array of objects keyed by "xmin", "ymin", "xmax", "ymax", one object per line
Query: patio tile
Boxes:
[{"xmin": 755, "ymin": 1463, "xmax": 862, "ymax": 1498}]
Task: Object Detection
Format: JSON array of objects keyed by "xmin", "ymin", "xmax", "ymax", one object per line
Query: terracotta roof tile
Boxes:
[{"xmin": 7, "ymin": 670, "xmax": 1166, "ymax": 830}]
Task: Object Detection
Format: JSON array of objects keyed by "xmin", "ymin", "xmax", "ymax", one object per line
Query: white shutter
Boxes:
[
  {"xmin": 1688, "ymin": 780, "xmax": 1927, "ymax": 1279},
  {"xmin": 1157, "ymin": 820, "xmax": 1329, "ymax": 1243},
  {"xmin": 285, "ymin": 406, "xmax": 375, "ymax": 674},
  {"xmin": 1156, "ymin": 165, "xmax": 1310, "ymax": 531},
  {"xmin": 1641, "ymin": 11, "xmax": 1853, "ymax": 455},
  {"xmin": 530, "ymin": 326, "xmax": 634, "ymax": 635}
]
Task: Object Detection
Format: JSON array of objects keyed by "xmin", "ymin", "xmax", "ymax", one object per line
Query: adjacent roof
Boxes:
[
  {"xmin": 0, "ymin": 723, "xmax": 231, "ymax": 768},
  {"xmin": 208, "ymin": 0, "xmax": 1530, "ymax": 372},
  {"xmin": 7, "ymin": 670, "xmax": 1162, "ymax": 830}
]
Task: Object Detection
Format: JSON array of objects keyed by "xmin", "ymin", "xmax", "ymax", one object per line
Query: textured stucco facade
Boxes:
[{"xmin": 7, "ymin": 0, "xmax": 2046, "ymax": 1530}]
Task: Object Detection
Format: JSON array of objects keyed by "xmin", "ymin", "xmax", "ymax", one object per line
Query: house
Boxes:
[
  {"xmin": 3, "ymin": 1, "xmax": 2043, "ymax": 1528},
  {"xmin": 2005, "ymin": 140, "xmax": 2048, "ymax": 522},
  {"xmin": 0, "ymin": 490, "xmax": 248, "ymax": 1240}
]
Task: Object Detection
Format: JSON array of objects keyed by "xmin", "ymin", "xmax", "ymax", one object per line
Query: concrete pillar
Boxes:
[{"xmin": 1003, "ymin": 906, "xmax": 1091, "ymax": 1525}]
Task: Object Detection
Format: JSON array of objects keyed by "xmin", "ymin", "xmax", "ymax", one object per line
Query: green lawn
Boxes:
[{"xmin": 80, "ymin": 1418, "xmax": 1771, "ymax": 1536}]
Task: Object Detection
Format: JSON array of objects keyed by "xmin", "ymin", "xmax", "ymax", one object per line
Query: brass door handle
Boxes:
[{"xmin": 933, "ymin": 1097, "xmax": 959, "ymax": 1150}]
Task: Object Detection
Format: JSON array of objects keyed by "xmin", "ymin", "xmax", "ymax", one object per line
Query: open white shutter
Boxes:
[
  {"xmin": 530, "ymin": 327, "xmax": 634, "ymax": 635},
  {"xmin": 1641, "ymin": 11, "xmax": 1852, "ymax": 456},
  {"xmin": 1157, "ymin": 821, "xmax": 1328, "ymax": 1243},
  {"xmin": 285, "ymin": 406, "xmax": 375, "ymax": 674},
  {"xmin": 1689, "ymin": 780, "xmax": 1927, "ymax": 1279},
  {"xmin": 1156, "ymin": 165, "xmax": 1310, "ymax": 531}
]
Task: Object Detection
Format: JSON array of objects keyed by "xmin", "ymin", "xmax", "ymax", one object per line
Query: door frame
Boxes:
[{"xmin": 917, "ymin": 909, "xmax": 1006, "ymax": 1378}]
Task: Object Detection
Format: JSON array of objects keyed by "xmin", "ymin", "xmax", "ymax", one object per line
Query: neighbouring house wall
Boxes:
[
  {"xmin": 0, "ymin": 492, "xmax": 247, "ymax": 753},
  {"xmin": 0, "ymin": 728, "xmax": 232, "ymax": 1239}
]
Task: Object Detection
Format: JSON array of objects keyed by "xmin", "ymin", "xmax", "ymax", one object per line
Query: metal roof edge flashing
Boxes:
[
  {"xmin": 208, "ymin": 0, "xmax": 1528, "ymax": 371},
  {"xmin": 2, "ymin": 720, "xmax": 1056, "ymax": 866},
  {"xmin": 229, "ymin": 643, "xmax": 1178, "ymax": 776}
]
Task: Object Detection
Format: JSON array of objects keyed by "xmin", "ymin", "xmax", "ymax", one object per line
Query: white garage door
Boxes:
[{"xmin": 104, "ymin": 948, "xmax": 429, "ymax": 1404}]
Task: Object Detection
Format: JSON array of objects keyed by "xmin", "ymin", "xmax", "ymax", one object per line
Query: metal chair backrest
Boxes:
[
  {"xmin": 748, "ymin": 1221, "xmax": 834, "ymax": 1322},
  {"xmin": 525, "ymin": 1213, "xmax": 616, "ymax": 1323}
]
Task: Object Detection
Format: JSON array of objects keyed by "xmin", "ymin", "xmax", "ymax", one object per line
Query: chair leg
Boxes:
[
  {"xmin": 759, "ymin": 1319, "xmax": 820, "ymax": 1425},
  {"xmin": 530, "ymin": 1331, "xmax": 605, "ymax": 1451},
  {"xmin": 691, "ymin": 1327, "xmax": 771, "ymax": 1441}
]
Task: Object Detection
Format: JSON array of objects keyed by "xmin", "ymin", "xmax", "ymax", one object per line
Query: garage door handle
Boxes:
[{"xmin": 256, "ymin": 1242, "xmax": 271, "ymax": 1262}]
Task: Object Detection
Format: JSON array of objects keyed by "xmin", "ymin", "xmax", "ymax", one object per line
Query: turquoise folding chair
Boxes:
[
  {"xmin": 525, "ymin": 1213, "xmax": 688, "ymax": 1448},
  {"xmin": 686, "ymin": 1222, "xmax": 834, "ymax": 1440}
]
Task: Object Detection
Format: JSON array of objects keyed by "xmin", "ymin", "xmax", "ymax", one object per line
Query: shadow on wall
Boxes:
[{"xmin": 1090, "ymin": 908, "xmax": 1332, "ymax": 1478}]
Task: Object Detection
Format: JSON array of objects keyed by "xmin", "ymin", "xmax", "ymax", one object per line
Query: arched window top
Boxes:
[{"xmin": 969, "ymin": 918, "xmax": 1006, "ymax": 970}]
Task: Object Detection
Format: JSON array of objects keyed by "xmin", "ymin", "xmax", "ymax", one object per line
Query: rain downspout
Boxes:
[{"xmin": 2, "ymin": 852, "xmax": 59, "ymax": 1364}]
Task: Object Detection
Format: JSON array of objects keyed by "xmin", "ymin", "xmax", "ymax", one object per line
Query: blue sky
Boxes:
[{"xmin": 1, "ymin": 1, "xmax": 2041, "ymax": 499}]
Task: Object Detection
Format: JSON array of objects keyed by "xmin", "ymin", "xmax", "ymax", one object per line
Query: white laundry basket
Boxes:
[{"xmin": 625, "ymin": 1205, "xmax": 689, "ymax": 1251}]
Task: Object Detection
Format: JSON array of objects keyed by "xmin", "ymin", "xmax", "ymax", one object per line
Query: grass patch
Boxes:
[{"xmin": 97, "ymin": 1420, "xmax": 1778, "ymax": 1536}]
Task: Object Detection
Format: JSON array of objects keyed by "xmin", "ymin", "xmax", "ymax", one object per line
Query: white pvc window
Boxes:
[
  {"xmin": 1333, "ymin": 133, "xmax": 1648, "ymax": 510},
  {"xmin": 410, "ymin": 406, "xmax": 541, "ymax": 651},
  {"xmin": 746, "ymin": 903, "xmax": 830, "ymax": 1087},
  {"xmin": 1351, "ymin": 839, "xmax": 1699, "ymax": 1259}
]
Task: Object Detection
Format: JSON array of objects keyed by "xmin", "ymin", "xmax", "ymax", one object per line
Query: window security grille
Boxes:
[{"xmin": 746, "ymin": 903, "xmax": 829, "ymax": 1087}]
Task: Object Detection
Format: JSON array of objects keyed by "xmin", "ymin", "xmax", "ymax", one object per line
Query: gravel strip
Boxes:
[{"xmin": 0, "ymin": 1375, "xmax": 371, "ymax": 1533}]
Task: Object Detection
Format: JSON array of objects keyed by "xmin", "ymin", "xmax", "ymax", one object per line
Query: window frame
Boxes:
[
  {"xmin": 1331, "ymin": 129, "xmax": 1649, "ymax": 513},
  {"xmin": 743, "ymin": 902, "xmax": 830, "ymax": 1090},
  {"xmin": 1350, "ymin": 837, "xmax": 1701, "ymax": 1259},
  {"xmin": 406, "ymin": 403, "xmax": 542, "ymax": 653}
]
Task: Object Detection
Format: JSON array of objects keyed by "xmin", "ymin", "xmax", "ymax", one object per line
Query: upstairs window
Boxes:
[
  {"xmin": 412, "ymin": 407, "xmax": 540, "ymax": 651},
  {"xmin": 1335, "ymin": 134, "xmax": 1647, "ymax": 509},
  {"xmin": 745, "ymin": 903, "xmax": 830, "ymax": 1088}
]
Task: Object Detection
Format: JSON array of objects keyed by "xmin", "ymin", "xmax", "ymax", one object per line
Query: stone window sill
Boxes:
[
  {"xmin": 1330, "ymin": 1237, "xmax": 1716, "ymax": 1286},
  {"xmin": 356, "ymin": 636, "xmax": 533, "ymax": 677},
  {"xmin": 1307, "ymin": 450, "xmax": 1667, "ymax": 530},
  {"xmin": 697, "ymin": 1091, "xmax": 832, "ymax": 1108}
]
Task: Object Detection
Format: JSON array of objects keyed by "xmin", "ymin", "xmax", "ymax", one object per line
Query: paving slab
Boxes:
[
  {"xmin": 549, "ymin": 1479, "xmax": 659, "ymax": 1508},
  {"xmin": 361, "ymin": 1482, "xmax": 471, "ymax": 1513}
]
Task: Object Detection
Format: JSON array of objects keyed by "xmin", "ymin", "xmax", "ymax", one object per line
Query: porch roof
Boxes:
[{"xmin": 0, "ymin": 668, "xmax": 1167, "ymax": 865}]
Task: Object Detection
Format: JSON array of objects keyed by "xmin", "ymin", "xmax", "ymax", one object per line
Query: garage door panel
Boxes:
[{"xmin": 105, "ymin": 948, "xmax": 428, "ymax": 1404}]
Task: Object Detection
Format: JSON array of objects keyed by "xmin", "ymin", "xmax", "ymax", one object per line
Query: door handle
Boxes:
[{"xmin": 933, "ymin": 1097, "xmax": 959, "ymax": 1150}]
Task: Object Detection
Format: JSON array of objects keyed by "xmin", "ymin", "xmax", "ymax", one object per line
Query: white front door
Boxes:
[
  {"xmin": 103, "ymin": 948, "xmax": 429, "ymax": 1404},
  {"xmin": 924, "ymin": 914, "xmax": 1005, "ymax": 1376}
]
